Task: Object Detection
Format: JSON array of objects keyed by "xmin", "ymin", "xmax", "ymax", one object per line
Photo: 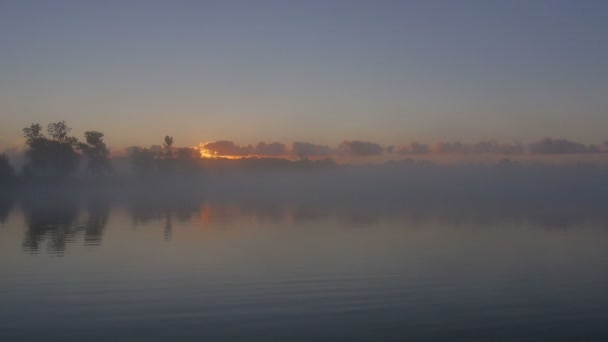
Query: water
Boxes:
[{"xmin": 1, "ymin": 198, "xmax": 608, "ymax": 340}]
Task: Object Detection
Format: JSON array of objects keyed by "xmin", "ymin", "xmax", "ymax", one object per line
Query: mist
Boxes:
[{"xmin": 5, "ymin": 156, "xmax": 608, "ymax": 215}]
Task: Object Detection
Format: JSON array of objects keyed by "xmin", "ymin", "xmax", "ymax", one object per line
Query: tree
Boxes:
[
  {"xmin": 176, "ymin": 147, "xmax": 199, "ymax": 160},
  {"xmin": 158, "ymin": 135, "xmax": 176, "ymax": 175},
  {"xmin": 163, "ymin": 135, "xmax": 174, "ymax": 159},
  {"xmin": 130, "ymin": 147, "xmax": 157, "ymax": 177},
  {"xmin": 175, "ymin": 147, "xmax": 202, "ymax": 175},
  {"xmin": 47, "ymin": 121, "xmax": 71, "ymax": 142},
  {"xmin": 0, "ymin": 153, "xmax": 14, "ymax": 184},
  {"xmin": 22, "ymin": 121, "xmax": 81, "ymax": 180},
  {"xmin": 79, "ymin": 131, "xmax": 111, "ymax": 175},
  {"xmin": 23, "ymin": 123, "xmax": 43, "ymax": 145}
]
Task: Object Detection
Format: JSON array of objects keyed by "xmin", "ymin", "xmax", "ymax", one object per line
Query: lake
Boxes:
[{"xmin": 1, "ymin": 196, "xmax": 608, "ymax": 340}]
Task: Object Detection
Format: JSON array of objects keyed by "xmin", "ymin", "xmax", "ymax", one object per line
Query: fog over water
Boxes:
[
  {"xmin": 1, "ymin": 162, "xmax": 608, "ymax": 340},
  {"xmin": 3, "ymin": 0, "xmax": 608, "ymax": 339},
  {"xmin": 3, "ymin": 161, "xmax": 608, "ymax": 251}
]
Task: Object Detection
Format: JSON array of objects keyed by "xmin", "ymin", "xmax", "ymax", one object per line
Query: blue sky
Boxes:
[{"xmin": 1, "ymin": 0, "xmax": 607, "ymax": 150}]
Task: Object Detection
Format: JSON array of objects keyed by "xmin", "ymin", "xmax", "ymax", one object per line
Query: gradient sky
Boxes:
[{"xmin": 1, "ymin": 0, "xmax": 607, "ymax": 151}]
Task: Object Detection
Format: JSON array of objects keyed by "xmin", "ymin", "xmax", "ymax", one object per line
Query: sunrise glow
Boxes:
[
  {"xmin": 198, "ymin": 143, "xmax": 217, "ymax": 158},
  {"xmin": 197, "ymin": 143, "xmax": 247, "ymax": 160}
]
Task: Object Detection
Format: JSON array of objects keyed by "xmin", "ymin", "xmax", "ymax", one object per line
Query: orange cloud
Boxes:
[{"xmin": 203, "ymin": 140, "xmax": 254, "ymax": 157}]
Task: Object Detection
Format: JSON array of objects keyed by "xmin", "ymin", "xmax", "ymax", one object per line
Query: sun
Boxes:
[
  {"xmin": 196, "ymin": 143, "xmax": 217, "ymax": 158},
  {"xmin": 196, "ymin": 143, "xmax": 244, "ymax": 159}
]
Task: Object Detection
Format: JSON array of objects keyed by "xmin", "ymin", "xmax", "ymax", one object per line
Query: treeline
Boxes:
[
  {"xmin": 12, "ymin": 120, "xmax": 608, "ymax": 190},
  {"xmin": 1, "ymin": 121, "xmax": 200, "ymax": 184},
  {"xmin": 129, "ymin": 135, "xmax": 203, "ymax": 177},
  {"xmin": 0, "ymin": 121, "xmax": 115, "ymax": 185},
  {"xmin": 21, "ymin": 121, "xmax": 111, "ymax": 180},
  {"xmin": 0, "ymin": 121, "xmax": 337, "ymax": 187},
  {"xmin": 0, "ymin": 153, "xmax": 14, "ymax": 185}
]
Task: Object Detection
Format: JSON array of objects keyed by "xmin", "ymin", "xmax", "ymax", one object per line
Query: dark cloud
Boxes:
[
  {"xmin": 528, "ymin": 138, "xmax": 599, "ymax": 155},
  {"xmin": 255, "ymin": 142, "xmax": 287, "ymax": 156},
  {"xmin": 434, "ymin": 141, "xmax": 469, "ymax": 154},
  {"xmin": 133, "ymin": 137, "xmax": 607, "ymax": 159},
  {"xmin": 470, "ymin": 141, "xmax": 524, "ymax": 155},
  {"xmin": 394, "ymin": 142, "xmax": 430, "ymax": 155},
  {"xmin": 203, "ymin": 140, "xmax": 254, "ymax": 156},
  {"xmin": 431, "ymin": 141, "xmax": 524, "ymax": 155},
  {"xmin": 338, "ymin": 140, "xmax": 384, "ymax": 157},
  {"xmin": 291, "ymin": 142, "xmax": 332, "ymax": 157}
]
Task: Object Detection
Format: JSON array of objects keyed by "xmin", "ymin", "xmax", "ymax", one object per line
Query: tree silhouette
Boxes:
[
  {"xmin": 160, "ymin": 136, "xmax": 176, "ymax": 174},
  {"xmin": 79, "ymin": 131, "xmax": 112, "ymax": 175},
  {"xmin": 175, "ymin": 146, "xmax": 202, "ymax": 175},
  {"xmin": 47, "ymin": 121, "xmax": 77, "ymax": 144},
  {"xmin": 22, "ymin": 121, "xmax": 80, "ymax": 180},
  {"xmin": 23, "ymin": 123, "xmax": 43, "ymax": 144},
  {"xmin": 163, "ymin": 135, "xmax": 174, "ymax": 159},
  {"xmin": 176, "ymin": 147, "xmax": 199, "ymax": 160},
  {"xmin": 0, "ymin": 194, "xmax": 13, "ymax": 223},
  {"xmin": 130, "ymin": 147, "xmax": 158, "ymax": 177},
  {"xmin": 129, "ymin": 137, "xmax": 203, "ymax": 177},
  {"xmin": 0, "ymin": 153, "xmax": 14, "ymax": 184}
]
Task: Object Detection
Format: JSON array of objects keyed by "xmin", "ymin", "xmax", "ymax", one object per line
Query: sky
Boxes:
[{"xmin": 1, "ymin": 0, "xmax": 607, "ymax": 152}]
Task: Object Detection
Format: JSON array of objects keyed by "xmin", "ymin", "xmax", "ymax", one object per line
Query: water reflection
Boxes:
[
  {"xmin": 22, "ymin": 194, "xmax": 80, "ymax": 254},
  {"xmin": 129, "ymin": 195, "xmax": 202, "ymax": 241},
  {"xmin": 0, "ymin": 195, "xmax": 13, "ymax": 224},
  {"xmin": 3, "ymin": 192, "xmax": 608, "ymax": 340},
  {"xmin": 82, "ymin": 198, "xmax": 110, "ymax": 246},
  {"xmin": 9, "ymin": 194, "xmax": 608, "ymax": 255},
  {"xmin": 20, "ymin": 195, "xmax": 109, "ymax": 254}
]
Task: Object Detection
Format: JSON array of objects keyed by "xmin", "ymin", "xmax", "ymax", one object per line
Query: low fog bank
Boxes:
[
  {"xmin": 4, "ymin": 160, "xmax": 608, "ymax": 210},
  {"xmin": 5, "ymin": 162, "xmax": 608, "ymax": 255},
  {"xmin": 4, "ymin": 161, "xmax": 608, "ymax": 254}
]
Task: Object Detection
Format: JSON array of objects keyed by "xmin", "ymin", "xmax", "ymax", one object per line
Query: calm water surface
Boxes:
[{"xmin": 1, "ymin": 199, "xmax": 608, "ymax": 340}]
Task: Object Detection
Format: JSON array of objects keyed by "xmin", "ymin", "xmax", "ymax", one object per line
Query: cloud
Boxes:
[
  {"xmin": 338, "ymin": 140, "xmax": 384, "ymax": 157},
  {"xmin": 394, "ymin": 142, "xmax": 430, "ymax": 155},
  {"xmin": 291, "ymin": 142, "xmax": 332, "ymax": 157},
  {"xmin": 255, "ymin": 142, "xmax": 287, "ymax": 156},
  {"xmin": 528, "ymin": 138, "xmax": 599, "ymax": 155},
  {"xmin": 203, "ymin": 140, "xmax": 254, "ymax": 156},
  {"xmin": 121, "ymin": 137, "xmax": 607, "ymax": 160},
  {"xmin": 434, "ymin": 141, "xmax": 469, "ymax": 154},
  {"xmin": 470, "ymin": 141, "xmax": 524, "ymax": 155},
  {"xmin": 430, "ymin": 140, "xmax": 524, "ymax": 155}
]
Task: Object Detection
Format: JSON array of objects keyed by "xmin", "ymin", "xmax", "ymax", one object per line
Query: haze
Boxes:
[{"xmin": 1, "ymin": 0, "xmax": 607, "ymax": 152}]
